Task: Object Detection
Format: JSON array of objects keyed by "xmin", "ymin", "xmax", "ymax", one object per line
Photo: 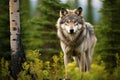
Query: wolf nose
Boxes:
[{"xmin": 70, "ymin": 29, "xmax": 74, "ymax": 34}]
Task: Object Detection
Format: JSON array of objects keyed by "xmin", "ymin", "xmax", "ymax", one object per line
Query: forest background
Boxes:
[{"xmin": 0, "ymin": 0, "xmax": 120, "ymax": 80}]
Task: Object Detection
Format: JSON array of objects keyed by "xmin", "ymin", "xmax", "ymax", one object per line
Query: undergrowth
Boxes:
[{"xmin": 0, "ymin": 50, "xmax": 120, "ymax": 80}]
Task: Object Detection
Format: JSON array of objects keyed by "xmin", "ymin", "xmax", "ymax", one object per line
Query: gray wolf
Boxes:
[{"xmin": 56, "ymin": 7, "xmax": 97, "ymax": 78}]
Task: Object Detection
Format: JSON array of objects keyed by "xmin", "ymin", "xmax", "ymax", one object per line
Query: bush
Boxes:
[
  {"xmin": 67, "ymin": 62, "xmax": 108, "ymax": 80},
  {"xmin": 18, "ymin": 50, "xmax": 65, "ymax": 80},
  {"xmin": 0, "ymin": 51, "xmax": 120, "ymax": 80},
  {"xmin": 0, "ymin": 58, "xmax": 13, "ymax": 80}
]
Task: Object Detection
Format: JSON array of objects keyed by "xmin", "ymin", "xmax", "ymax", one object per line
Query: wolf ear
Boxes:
[
  {"xmin": 75, "ymin": 7, "xmax": 83, "ymax": 16},
  {"xmin": 60, "ymin": 8, "xmax": 68, "ymax": 17}
]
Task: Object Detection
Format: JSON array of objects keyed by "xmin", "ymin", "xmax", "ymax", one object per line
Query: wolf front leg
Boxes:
[
  {"xmin": 60, "ymin": 42, "xmax": 71, "ymax": 79},
  {"xmin": 74, "ymin": 55, "xmax": 82, "ymax": 72},
  {"xmin": 76, "ymin": 53, "xmax": 87, "ymax": 72},
  {"xmin": 64, "ymin": 53, "xmax": 71, "ymax": 79},
  {"xmin": 81, "ymin": 52, "xmax": 87, "ymax": 72}
]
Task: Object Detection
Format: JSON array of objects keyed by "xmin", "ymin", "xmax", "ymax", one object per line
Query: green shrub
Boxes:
[
  {"xmin": 18, "ymin": 50, "xmax": 65, "ymax": 80},
  {"xmin": 0, "ymin": 51, "xmax": 120, "ymax": 80},
  {"xmin": 67, "ymin": 61, "xmax": 108, "ymax": 80},
  {"xmin": 108, "ymin": 53, "xmax": 120, "ymax": 80},
  {"xmin": 0, "ymin": 58, "xmax": 13, "ymax": 80}
]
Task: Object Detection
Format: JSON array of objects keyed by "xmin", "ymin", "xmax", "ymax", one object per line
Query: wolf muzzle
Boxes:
[{"xmin": 70, "ymin": 29, "xmax": 74, "ymax": 34}]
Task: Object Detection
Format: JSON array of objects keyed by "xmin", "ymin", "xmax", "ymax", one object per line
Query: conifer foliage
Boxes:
[
  {"xmin": 31, "ymin": 0, "xmax": 69, "ymax": 59},
  {"xmin": 0, "ymin": 0, "xmax": 10, "ymax": 59},
  {"xmin": 96, "ymin": 0, "xmax": 120, "ymax": 72}
]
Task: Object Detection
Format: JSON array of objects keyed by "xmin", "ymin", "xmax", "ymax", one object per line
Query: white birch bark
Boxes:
[{"xmin": 9, "ymin": 0, "xmax": 25, "ymax": 79}]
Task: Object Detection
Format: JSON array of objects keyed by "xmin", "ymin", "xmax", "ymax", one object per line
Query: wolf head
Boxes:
[{"xmin": 58, "ymin": 7, "xmax": 84, "ymax": 34}]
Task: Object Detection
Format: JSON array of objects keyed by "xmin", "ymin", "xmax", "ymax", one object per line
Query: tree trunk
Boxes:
[
  {"xmin": 9, "ymin": 0, "xmax": 25, "ymax": 79},
  {"xmin": 86, "ymin": 0, "xmax": 94, "ymax": 24}
]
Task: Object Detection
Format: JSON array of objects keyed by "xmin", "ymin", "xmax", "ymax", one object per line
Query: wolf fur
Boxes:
[{"xmin": 56, "ymin": 7, "xmax": 97, "ymax": 78}]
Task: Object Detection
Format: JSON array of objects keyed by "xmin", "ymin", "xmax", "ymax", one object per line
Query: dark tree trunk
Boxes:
[{"xmin": 86, "ymin": 0, "xmax": 94, "ymax": 24}]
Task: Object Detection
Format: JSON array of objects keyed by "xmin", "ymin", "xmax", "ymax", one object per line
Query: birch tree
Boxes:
[{"xmin": 9, "ymin": 0, "xmax": 25, "ymax": 79}]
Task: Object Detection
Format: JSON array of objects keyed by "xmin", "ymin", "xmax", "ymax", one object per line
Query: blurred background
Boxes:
[
  {"xmin": 0, "ymin": 0, "xmax": 102, "ymax": 60},
  {"xmin": 0, "ymin": 0, "xmax": 120, "ymax": 77},
  {"xmin": 29, "ymin": 0, "xmax": 102, "ymax": 24}
]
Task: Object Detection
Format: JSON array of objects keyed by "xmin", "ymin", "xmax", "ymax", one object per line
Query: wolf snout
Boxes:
[{"xmin": 70, "ymin": 29, "xmax": 74, "ymax": 34}]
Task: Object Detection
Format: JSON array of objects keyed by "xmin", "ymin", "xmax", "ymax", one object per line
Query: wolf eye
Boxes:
[
  {"xmin": 66, "ymin": 20, "xmax": 70, "ymax": 23},
  {"xmin": 74, "ymin": 21, "xmax": 78, "ymax": 25},
  {"xmin": 65, "ymin": 20, "xmax": 70, "ymax": 25},
  {"xmin": 65, "ymin": 21, "xmax": 68, "ymax": 25}
]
